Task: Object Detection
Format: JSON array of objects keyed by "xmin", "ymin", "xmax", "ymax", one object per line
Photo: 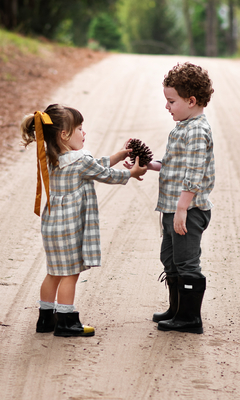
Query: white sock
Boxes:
[
  {"xmin": 56, "ymin": 304, "xmax": 75, "ymax": 313},
  {"xmin": 38, "ymin": 301, "xmax": 55, "ymax": 310}
]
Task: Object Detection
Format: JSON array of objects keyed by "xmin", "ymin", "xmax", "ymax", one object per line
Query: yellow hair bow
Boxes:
[{"xmin": 34, "ymin": 111, "xmax": 53, "ymax": 216}]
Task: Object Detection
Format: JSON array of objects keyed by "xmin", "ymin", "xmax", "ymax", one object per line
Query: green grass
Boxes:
[
  {"xmin": 3, "ymin": 72, "xmax": 16, "ymax": 81},
  {"xmin": 0, "ymin": 28, "xmax": 52, "ymax": 55}
]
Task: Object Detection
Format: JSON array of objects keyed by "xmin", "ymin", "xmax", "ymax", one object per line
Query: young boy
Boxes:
[{"xmin": 149, "ymin": 62, "xmax": 215, "ymax": 334}]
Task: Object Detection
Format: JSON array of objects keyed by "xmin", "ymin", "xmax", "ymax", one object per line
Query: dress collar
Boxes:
[{"xmin": 58, "ymin": 149, "xmax": 92, "ymax": 169}]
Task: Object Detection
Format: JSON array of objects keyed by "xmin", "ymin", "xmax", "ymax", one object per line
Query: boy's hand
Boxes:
[
  {"xmin": 174, "ymin": 191, "xmax": 195, "ymax": 234},
  {"xmin": 173, "ymin": 208, "xmax": 187, "ymax": 235}
]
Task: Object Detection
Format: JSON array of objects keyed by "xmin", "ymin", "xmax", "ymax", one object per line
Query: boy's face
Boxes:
[{"xmin": 164, "ymin": 86, "xmax": 191, "ymax": 122}]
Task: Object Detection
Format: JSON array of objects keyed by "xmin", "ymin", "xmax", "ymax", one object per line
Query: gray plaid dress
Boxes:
[{"xmin": 41, "ymin": 150, "xmax": 130, "ymax": 276}]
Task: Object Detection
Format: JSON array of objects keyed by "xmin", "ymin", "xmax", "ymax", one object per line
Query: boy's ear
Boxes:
[{"xmin": 189, "ymin": 96, "xmax": 197, "ymax": 108}]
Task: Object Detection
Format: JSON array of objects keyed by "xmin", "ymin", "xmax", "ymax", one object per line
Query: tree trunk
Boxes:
[
  {"xmin": 182, "ymin": 0, "xmax": 195, "ymax": 55},
  {"xmin": 0, "ymin": 0, "xmax": 18, "ymax": 29},
  {"xmin": 228, "ymin": 0, "xmax": 237, "ymax": 55},
  {"xmin": 205, "ymin": 0, "xmax": 218, "ymax": 57}
]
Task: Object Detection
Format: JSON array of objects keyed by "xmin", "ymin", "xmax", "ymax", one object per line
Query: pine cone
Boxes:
[{"xmin": 127, "ymin": 138, "xmax": 153, "ymax": 167}]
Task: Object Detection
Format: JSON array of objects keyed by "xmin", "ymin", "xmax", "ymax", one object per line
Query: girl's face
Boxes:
[
  {"xmin": 164, "ymin": 86, "xmax": 191, "ymax": 122},
  {"xmin": 62, "ymin": 124, "xmax": 86, "ymax": 151}
]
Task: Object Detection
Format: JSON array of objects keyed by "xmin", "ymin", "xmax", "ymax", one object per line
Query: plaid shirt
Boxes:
[
  {"xmin": 156, "ymin": 114, "xmax": 215, "ymax": 213},
  {"xmin": 41, "ymin": 150, "xmax": 130, "ymax": 276}
]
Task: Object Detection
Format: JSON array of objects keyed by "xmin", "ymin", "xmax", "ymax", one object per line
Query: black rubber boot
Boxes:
[
  {"xmin": 36, "ymin": 308, "xmax": 56, "ymax": 333},
  {"xmin": 54, "ymin": 311, "xmax": 95, "ymax": 337},
  {"xmin": 152, "ymin": 275, "xmax": 178, "ymax": 323},
  {"xmin": 157, "ymin": 276, "xmax": 206, "ymax": 334}
]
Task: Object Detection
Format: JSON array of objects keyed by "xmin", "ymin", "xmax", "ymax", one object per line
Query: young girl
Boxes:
[{"xmin": 21, "ymin": 104, "xmax": 147, "ymax": 337}]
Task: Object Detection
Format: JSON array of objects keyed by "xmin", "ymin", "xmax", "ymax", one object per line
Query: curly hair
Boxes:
[
  {"xmin": 163, "ymin": 62, "xmax": 214, "ymax": 107},
  {"xmin": 21, "ymin": 104, "xmax": 84, "ymax": 166}
]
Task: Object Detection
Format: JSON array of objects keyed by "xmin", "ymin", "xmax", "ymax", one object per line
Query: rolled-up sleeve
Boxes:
[{"xmin": 182, "ymin": 128, "xmax": 210, "ymax": 193}]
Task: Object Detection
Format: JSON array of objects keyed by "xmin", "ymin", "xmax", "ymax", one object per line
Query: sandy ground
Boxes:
[
  {"xmin": 0, "ymin": 54, "xmax": 240, "ymax": 400},
  {"xmin": 0, "ymin": 44, "xmax": 107, "ymax": 159}
]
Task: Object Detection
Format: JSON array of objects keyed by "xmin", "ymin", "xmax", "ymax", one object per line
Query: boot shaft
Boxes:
[
  {"xmin": 36, "ymin": 308, "xmax": 56, "ymax": 333},
  {"xmin": 152, "ymin": 275, "xmax": 178, "ymax": 323},
  {"xmin": 177, "ymin": 277, "xmax": 206, "ymax": 320}
]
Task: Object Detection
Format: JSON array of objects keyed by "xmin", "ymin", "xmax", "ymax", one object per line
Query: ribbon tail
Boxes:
[
  {"xmin": 34, "ymin": 158, "xmax": 42, "ymax": 216},
  {"xmin": 34, "ymin": 112, "xmax": 51, "ymax": 216},
  {"xmin": 39, "ymin": 148, "xmax": 51, "ymax": 215}
]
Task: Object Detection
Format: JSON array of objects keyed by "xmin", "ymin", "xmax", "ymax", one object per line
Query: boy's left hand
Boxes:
[{"xmin": 173, "ymin": 209, "xmax": 188, "ymax": 235}]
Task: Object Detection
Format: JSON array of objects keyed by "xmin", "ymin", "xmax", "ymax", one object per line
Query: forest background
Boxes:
[{"xmin": 1, "ymin": 0, "xmax": 240, "ymax": 58}]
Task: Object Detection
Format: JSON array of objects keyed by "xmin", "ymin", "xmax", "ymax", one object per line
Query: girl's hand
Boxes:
[
  {"xmin": 123, "ymin": 160, "xmax": 133, "ymax": 170},
  {"xmin": 117, "ymin": 148, "xmax": 132, "ymax": 162},
  {"xmin": 117, "ymin": 139, "xmax": 133, "ymax": 161},
  {"xmin": 130, "ymin": 156, "xmax": 147, "ymax": 181},
  {"xmin": 109, "ymin": 140, "xmax": 132, "ymax": 167}
]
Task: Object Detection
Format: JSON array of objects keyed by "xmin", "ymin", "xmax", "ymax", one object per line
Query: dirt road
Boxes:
[{"xmin": 1, "ymin": 54, "xmax": 240, "ymax": 400}]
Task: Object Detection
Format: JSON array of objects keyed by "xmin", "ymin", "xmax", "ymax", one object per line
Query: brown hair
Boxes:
[
  {"xmin": 163, "ymin": 62, "xmax": 214, "ymax": 107},
  {"xmin": 21, "ymin": 104, "xmax": 83, "ymax": 166}
]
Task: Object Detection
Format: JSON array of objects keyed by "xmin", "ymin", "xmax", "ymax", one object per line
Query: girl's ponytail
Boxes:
[{"xmin": 21, "ymin": 114, "xmax": 36, "ymax": 147}]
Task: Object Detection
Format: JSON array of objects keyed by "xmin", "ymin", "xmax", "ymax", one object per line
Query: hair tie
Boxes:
[{"xmin": 34, "ymin": 111, "xmax": 53, "ymax": 216}]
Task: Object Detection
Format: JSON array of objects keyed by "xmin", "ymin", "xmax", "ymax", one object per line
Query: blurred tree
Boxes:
[
  {"xmin": 0, "ymin": 0, "xmax": 18, "ymax": 29},
  {"xmin": 206, "ymin": 0, "xmax": 218, "ymax": 56},
  {"xmin": 182, "ymin": 0, "xmax": 195, "ymax": 55},
  {"xmin": 117, "ymin": 0, "xmax": 185, "ymax": 54},
  {"xmin": 0, "ymin": 0, "xmax": 119, "ymax": 46},
  {"xmin": 0, "ymin": 0, "xmax": 239, "ymax": 56},
  {"xmin": 88, "ymin": 12, "xmax": 121, "ymax": 50},
  {"xmin": 190, "ymin": 1, "xmax": 206, "ymax": 56},
  {"xmin": 227, "ymin": 0, "xmax": 237, "ymax": 54},
  {"xmin": 180, "ymin": 0, "xmax": 240, "ymax": 57},
  {"xmin": 181, "ymin": 0, "xmax": 238, "ymax": 57}
]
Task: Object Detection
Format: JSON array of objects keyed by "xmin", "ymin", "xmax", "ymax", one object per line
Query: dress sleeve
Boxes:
[
  {"xmin": 79, "ymin": 155, "xmax": 131, "ymax": 185},
  {"xmin": 95, "ymin": 156, "xmax": 111, "ymax": 168},
  {"xmin": 182, "ymin": 125, "xmax": 211, "ymax": 193}
]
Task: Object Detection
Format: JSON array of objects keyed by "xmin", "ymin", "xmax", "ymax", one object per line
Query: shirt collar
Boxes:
[
  {"xmin": 177, "ymin": 114, "xmax": 205, "ymax": 128},
  {"xmin": 58, "ymin": 149, "xmax": 92, "ymax": 169}
]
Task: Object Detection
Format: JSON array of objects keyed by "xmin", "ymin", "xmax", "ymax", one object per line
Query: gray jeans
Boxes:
[{"xmin": 160, "ymin": 208, "xmax": 211, "ymax": 279}]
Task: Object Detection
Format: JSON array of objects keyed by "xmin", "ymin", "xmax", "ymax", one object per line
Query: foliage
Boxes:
[
  {"xmin": 0, "ymin": 1, "xmax": 118, "ymax": 47},
  {"xmin": 117, "ymin": 0, "xmax": 185, "ymax": 54},
  {"xmin": 53, "ymin": 19, "xmax": 74, "ymax": 46},
  {"xmin": 88, "ymin": 13, "xmax": 121, "ymax": 50},
  {"xmin": 0, "ymin": 0, "xmax": 240, "ymax": 57},
  {"xmin": 187, "ymin": 1, "xmax": 236, "ymax": 57},
  {"xmin": 190, "ymin": 2, "xmax": 206, "ymax": 56}
]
